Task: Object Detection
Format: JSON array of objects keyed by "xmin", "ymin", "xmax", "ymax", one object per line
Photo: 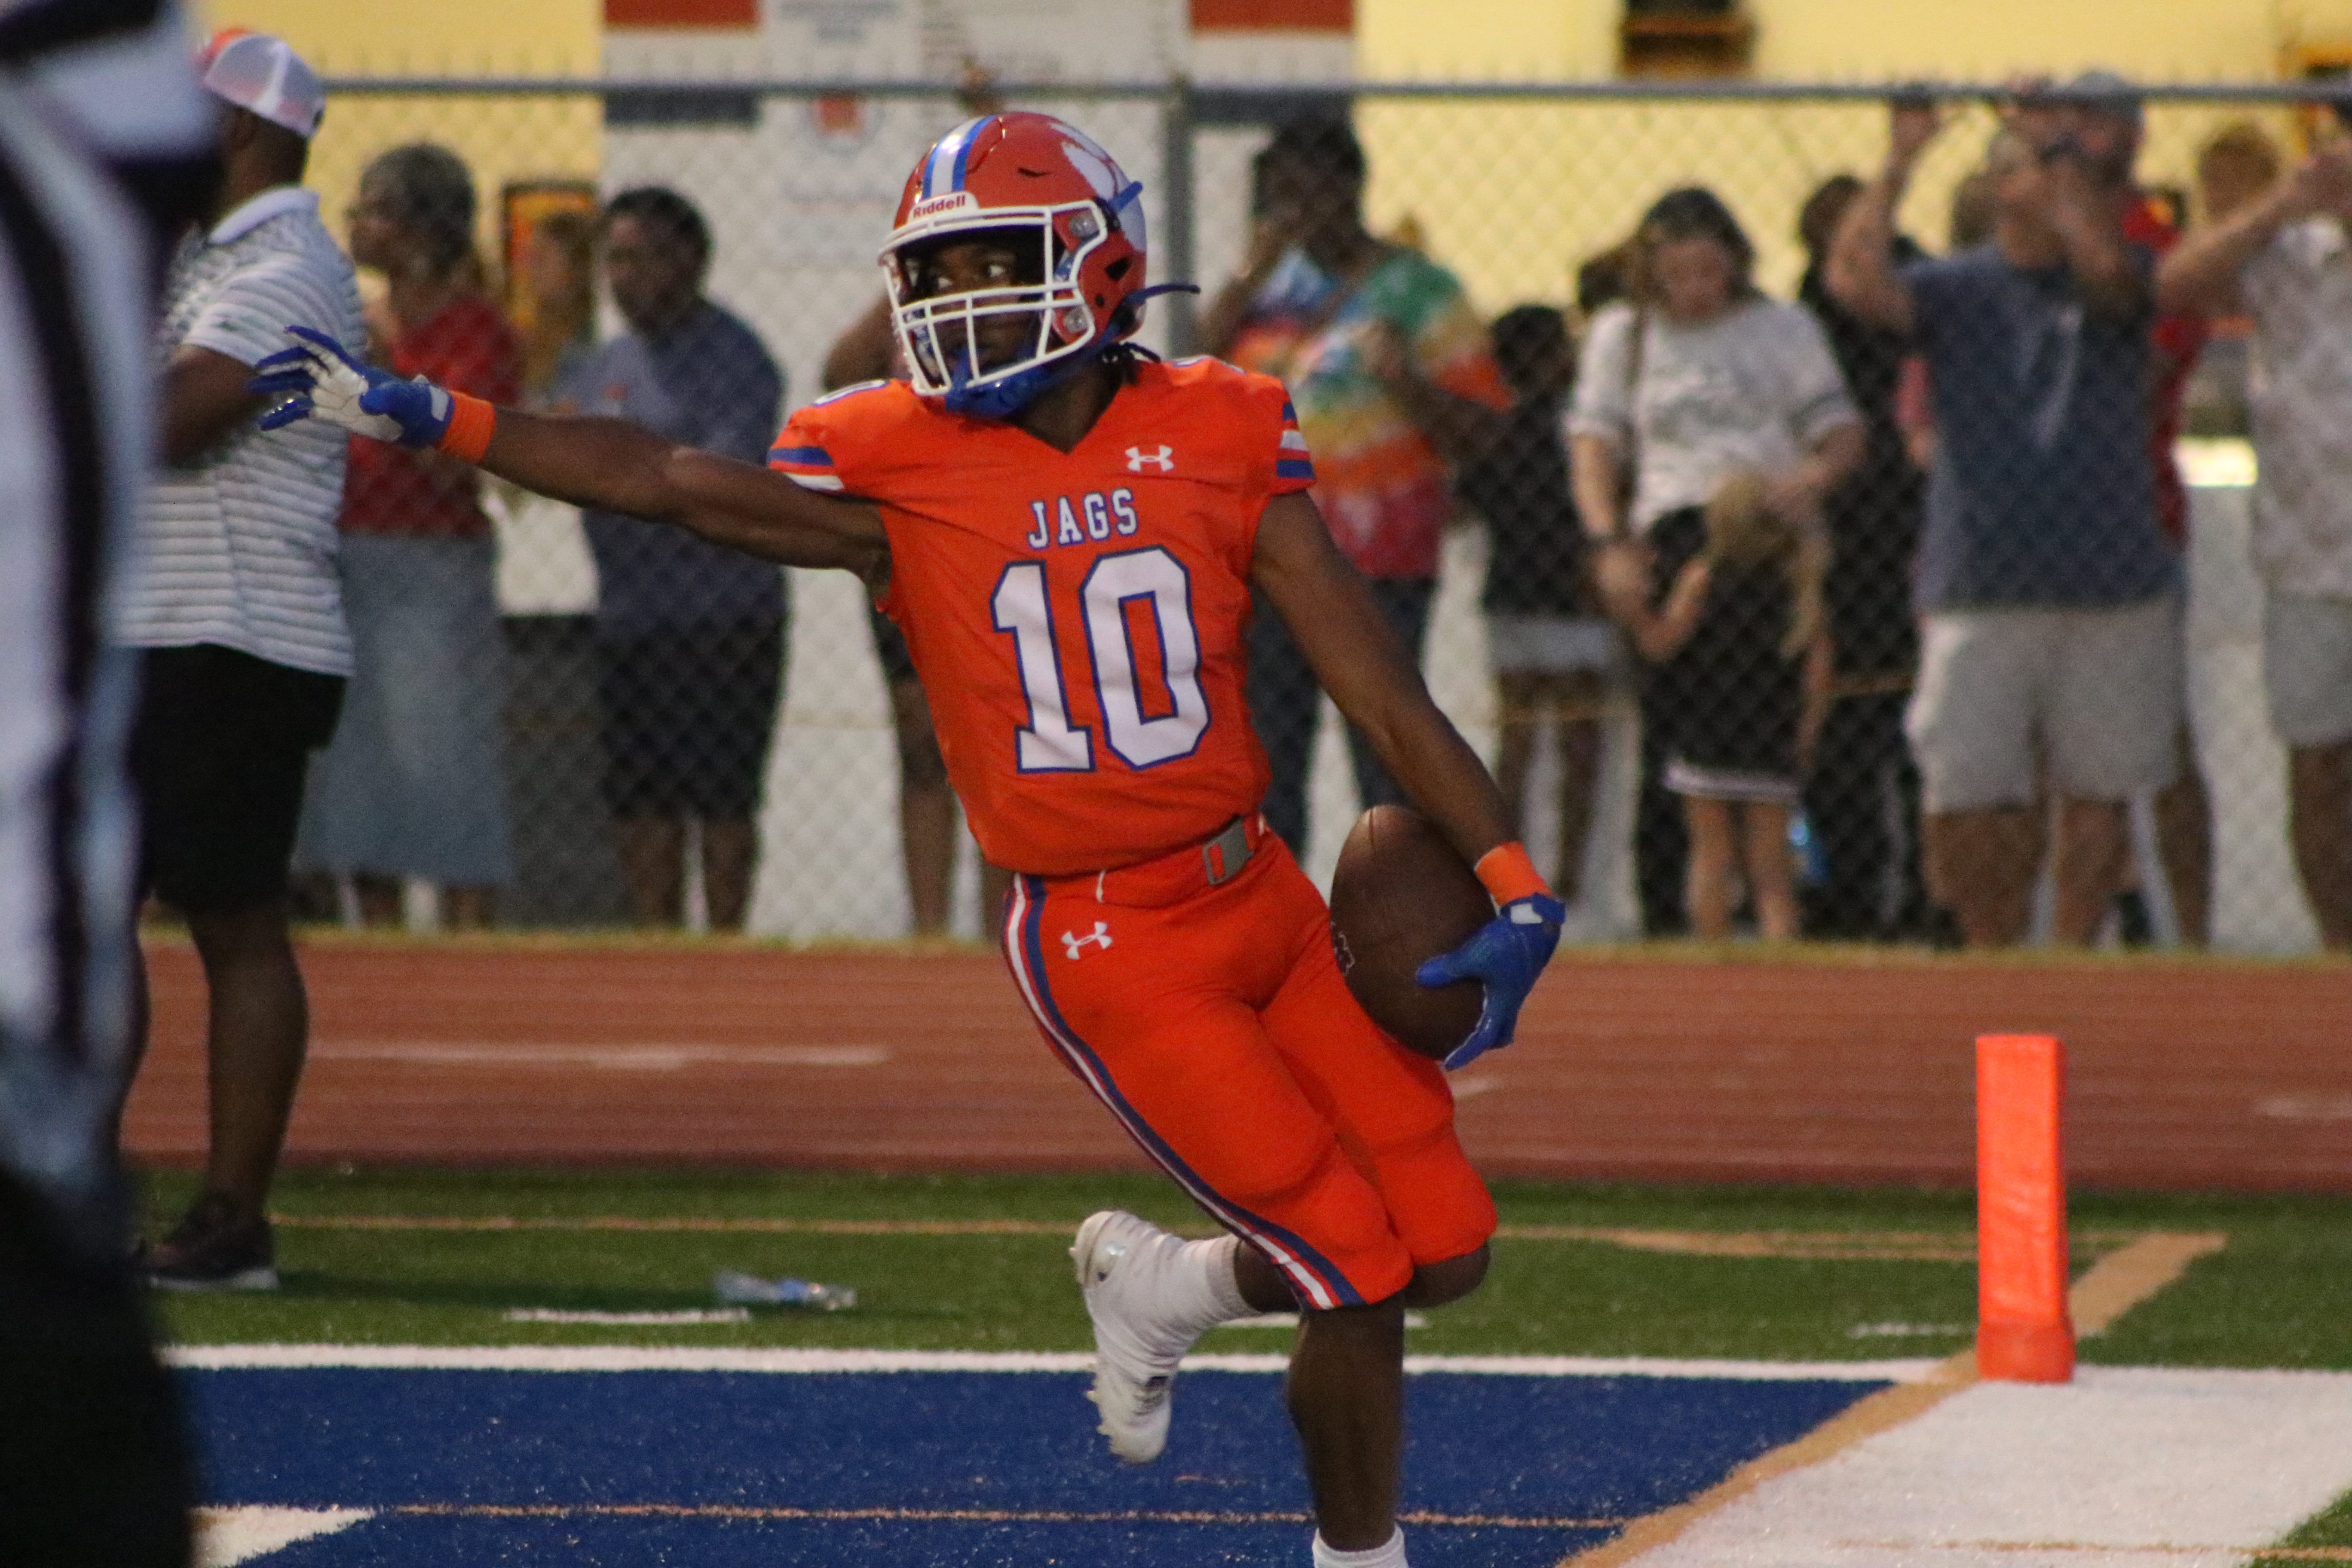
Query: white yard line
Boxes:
[
  {"xmin": 193, "ymin": 1508, "xmax": 371, "ymax": 1567},
  {"xmin": 162, "ymin": 1344, "xmax": 1940, "ymax": 1381},
  {"xmin": 1612, "ymin": 1366, "xmax": 2352, "ymax": 1568},
  {"xmin": 309, "ymin": 1041, "xmax": 889, "ymax": 1069},
  {"xmin": 1209, "ymin": 1312, "xmax": 1429, "ymax": 1330}
]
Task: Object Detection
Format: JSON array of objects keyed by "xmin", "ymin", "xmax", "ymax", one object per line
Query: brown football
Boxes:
[{"xmin": 1327, "ymin": 804, "xmax": 1491, "ymax": 1061}]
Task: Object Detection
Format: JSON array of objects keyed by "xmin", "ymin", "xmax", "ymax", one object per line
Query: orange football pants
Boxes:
[{"xmin": 1001, "ymin": 818, "xmax": 1495, "ymax": 1309}]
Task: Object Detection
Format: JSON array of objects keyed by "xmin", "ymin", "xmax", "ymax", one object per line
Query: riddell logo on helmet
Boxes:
[{"xmin": 909, "ymin": 192, "xmax": 977, "ymax": 220}]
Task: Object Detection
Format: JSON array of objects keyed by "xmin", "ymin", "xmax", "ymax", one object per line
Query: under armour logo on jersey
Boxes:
[
  {"xmin": 1061, "ymin": 922, "xmax": 1115, "ymax": 959},
  {"xmin": 1125, "ymin": 445, "xmax": 1174, "ymax": 473}
]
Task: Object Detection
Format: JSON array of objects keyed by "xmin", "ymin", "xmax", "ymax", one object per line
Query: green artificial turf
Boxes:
[
  {"xmin": 139, "ymin": 1167, "xmax": 2352, "ymax": 1369},
  {"xmin": 2253, "ymin": 1487, "xmax": 2352, "ymax": 1565}
]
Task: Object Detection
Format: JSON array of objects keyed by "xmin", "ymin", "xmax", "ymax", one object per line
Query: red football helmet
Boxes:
[{"xmin": 880, "ymin": 112, "xmax": 1151, "ymax": 418}]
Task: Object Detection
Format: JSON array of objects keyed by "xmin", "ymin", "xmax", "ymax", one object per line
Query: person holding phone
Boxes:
[{"xmin": 1829, "ymin": 94, "xmax": 2182, "ymax": 949}]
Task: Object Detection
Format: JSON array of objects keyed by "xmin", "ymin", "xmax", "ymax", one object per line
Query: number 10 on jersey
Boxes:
[{"xmin": 991, "ymin": 545, "xmax": 1210, "ymax": 773}]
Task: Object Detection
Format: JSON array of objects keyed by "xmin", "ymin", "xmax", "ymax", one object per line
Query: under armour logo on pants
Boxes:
[{"xmin": 1062, "ymin": 921, "xmax": 1114, "ymax": 959}]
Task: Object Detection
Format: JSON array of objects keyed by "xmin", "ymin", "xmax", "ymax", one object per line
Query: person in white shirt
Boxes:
[
  {"xmin": 2158, "ymin": 128, "xmax": 2352, "ymax": 949},
  {"xmin": 1568, "ymin": 186, "xmax": 1862, "ymax": 936},
  {"xmin": 116, "ymin": 29, "xmax": 364, "ymax": 1287}
]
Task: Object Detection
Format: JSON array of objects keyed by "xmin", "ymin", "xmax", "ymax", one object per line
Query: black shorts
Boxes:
[
  {"xmin": 129, "ymin": 645, "xmax": 344, "ymax": 915},
  {"xmin": 869, "ymin": 605, "xmax": 917, "ymax": 685},
  {"xmin": 597, "ymin": 622, "xmax": 783, "ymax": 819}
]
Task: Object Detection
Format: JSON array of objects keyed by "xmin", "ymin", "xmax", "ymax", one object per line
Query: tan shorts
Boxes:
[
  {"xmin": 2264, "ymin": 589, "xmax": 2352, "ymax": 749},
  {"xmin": 1906, "ymin": 597, "xmax": 2182, "ymax": 813}
]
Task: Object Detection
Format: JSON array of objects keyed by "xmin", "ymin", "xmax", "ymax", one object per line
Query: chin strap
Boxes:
[{"xmin": 941, "ymin": 283, "xmax": 1206, "ymax": 419}]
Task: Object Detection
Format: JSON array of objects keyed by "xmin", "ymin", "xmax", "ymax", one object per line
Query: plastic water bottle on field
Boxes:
[
  {"xmin": 1788, "ymin": 811, "xmax": 1828, "ymax": 888},
  {"xmin": 713, "ymin": 1269, "xmax": 858, "ymax": 1311}
]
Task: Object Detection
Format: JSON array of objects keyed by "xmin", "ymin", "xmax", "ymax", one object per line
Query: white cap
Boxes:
[{"xmin": 197, "ymin": 28, "xmax": 325, "ymax": 140}]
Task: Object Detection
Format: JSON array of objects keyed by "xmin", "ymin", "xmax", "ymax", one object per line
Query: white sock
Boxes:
[
  {"xmin": 1311, "ymin": 1528, "xmax": 1407, "ymax": 1568},
  {"xmin": 1175, "ymin": 1234, "xmax": 1252, "ymax": 1330}
]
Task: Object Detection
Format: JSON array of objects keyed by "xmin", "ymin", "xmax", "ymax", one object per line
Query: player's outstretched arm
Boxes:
[
  {"xmin": 252, "ymin": 327, "xmax": 886, "ymax": 576},
  {"xmin": 1251, "ymin": 491, "xmax": 1563, "ymax": 1067},
  {"xmin": 479, "ymin": 412, "xmax": 885, "ymax": 575}
]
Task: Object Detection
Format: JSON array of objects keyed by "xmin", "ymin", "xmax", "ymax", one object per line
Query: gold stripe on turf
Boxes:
[
  {"xmin": 387, "ymin": 1502, "xmax": 1626, "ymax": 1529},
  {"xmin": 1556, "ymin": 1233, "xmax": 2232, "ymax": 1567},
  {"xmin": 266, "ymin": 1212, "xmax": 2151, "ymax": 1262}
]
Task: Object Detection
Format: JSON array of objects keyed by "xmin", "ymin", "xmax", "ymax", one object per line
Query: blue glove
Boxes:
[
  {"xmin": 1415, "ymin": 892, "xmax": 1566, "ymax": 1071},
  {"xmin": 251, "ymin": 325, "xmax": 453, "ymax": 447}
]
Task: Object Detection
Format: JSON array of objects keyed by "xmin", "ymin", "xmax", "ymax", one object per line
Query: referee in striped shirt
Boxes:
[{"xmin": 0, "ymin": 4, "xmax": 214, "ymax": 1562}]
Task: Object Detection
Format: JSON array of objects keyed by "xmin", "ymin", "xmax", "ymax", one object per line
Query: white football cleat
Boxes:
[{"xmin": 1072, "ymin": 1209, "xmax": 1205, "ymax": 1464}]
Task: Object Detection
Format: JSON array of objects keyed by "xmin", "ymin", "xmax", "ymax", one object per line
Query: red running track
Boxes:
[{"xmin": 121, "ymin": 939, "xmax": 2352, "ymax": 1191}]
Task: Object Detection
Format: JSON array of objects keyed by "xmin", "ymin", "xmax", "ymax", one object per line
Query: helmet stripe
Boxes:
[{"xmin": 923, "ymin": 116, "xmax": 988, "ymax": 198}]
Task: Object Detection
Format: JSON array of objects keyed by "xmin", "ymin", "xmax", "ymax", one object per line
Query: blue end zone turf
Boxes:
[{"xmin": 186, "ymin": 1368, "xmax": 1881, "ymax": 1566}]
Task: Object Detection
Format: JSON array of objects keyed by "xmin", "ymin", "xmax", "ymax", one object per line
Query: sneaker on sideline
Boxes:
[{"xmin": 143, "ymin": 1191, "xmax": 278, "ymax": 1292}]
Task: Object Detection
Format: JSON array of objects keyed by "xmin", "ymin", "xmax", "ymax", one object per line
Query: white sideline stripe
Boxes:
[
  {"xmin": 501, "ymin": 1309, "xmax": 753, "ymax": 1325},
  {"xmin": 1619, "ymin": 1366, "xmax": 2352, "ymax": 1568},
  {"xmin": 194, "ymin": 1507, "xmax": 372, "ymax": 1566},
  {"xmin": 1210, "ymin": 1312, "xmax": 1430, "ymax": 1330},
  {"xmin": 310, "ymin": 1041, "xmax": 890, "ymax": 1070},
  {"xmin": 163, "ymin": 1344, "xmax": 1943, "ymax": 1381}
]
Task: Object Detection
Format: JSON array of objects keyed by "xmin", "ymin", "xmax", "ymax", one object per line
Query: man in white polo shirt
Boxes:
[{"xmin": 118, "ymin": 28, "xmax": 364, "ymax": 1287}]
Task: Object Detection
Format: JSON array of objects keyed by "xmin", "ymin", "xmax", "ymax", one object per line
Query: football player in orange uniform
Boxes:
[{"xmin": 257, "ymin": 112, "xmax": 1564, "ymax": 1568}]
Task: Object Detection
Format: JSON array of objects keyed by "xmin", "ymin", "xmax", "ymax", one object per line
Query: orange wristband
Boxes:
[
  {"xmin": 1474, "ymin": 841, "xmax": 1550, "ymax": 906},
  {"xmin": 435, "ymin": 391, "xmax": 497, "ymax": 464}
]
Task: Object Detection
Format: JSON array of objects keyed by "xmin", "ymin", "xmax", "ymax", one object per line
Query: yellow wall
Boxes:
[
  {"xmin": 193, "ymin": 0, "xmax": 2333, "ymax": 322},
  {"xmin": 1354, "ymin": 0, "xmax": 2319, "ymax": 316},
  {"xmin": 1360, "ymin": 0, "xmax": 2352, "ymax": 81},
  {"xmin": 192, "ymin": 0, "xmax": 603, "ymax": 281},
  {"xmin": 192, "ymin": 0, "xmax": 598, "ymax": 76}
]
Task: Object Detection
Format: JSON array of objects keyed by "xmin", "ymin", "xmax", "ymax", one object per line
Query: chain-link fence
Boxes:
[{"xmin": 281, "ymin": 74, "xmax": 2346, "ymax": 953}]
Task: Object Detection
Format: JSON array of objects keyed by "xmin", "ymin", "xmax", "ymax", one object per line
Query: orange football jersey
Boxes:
[{"xmin": 771, "ymin": 357, "xmax": 1316, "ymax": 876}]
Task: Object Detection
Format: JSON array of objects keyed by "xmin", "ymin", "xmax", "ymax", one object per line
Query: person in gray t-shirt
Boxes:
[
  {"xmin": 556, "ymin": 187, "xmax": 784, "ymax": 930},
  {"xmin": 1830, "ymin": 99, "xmax": 2182, "ymax": 949}
]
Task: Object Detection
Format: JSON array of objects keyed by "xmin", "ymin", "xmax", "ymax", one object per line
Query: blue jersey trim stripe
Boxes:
[
  {"xmin": 1279, "ymin": 399, "xmax": 1297, "ymax": 421},
  {"xmin": 768, "ymin": 445, "xmax": 835, "ymax": 467},
  {"xmin": 1012, "ymin": 878, "xmax": 1364, "ymax": 1308},
  {"xmin": 1276, "ymin": 458, "xmax": 1316, "ymax": 480}
]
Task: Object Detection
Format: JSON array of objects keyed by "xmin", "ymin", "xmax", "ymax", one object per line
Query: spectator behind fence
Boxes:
[
  {"xmin": 296, "ymin": 143, "xmax": 519, "ymax": 930},
  {"xmin": 1203, "ymin": 114, "xmax": 1510, "ymax": 855},
  {"xmin": 2177, "ymin": 124, "xmax": 2284, "ymax": 438},
  {"xmin": 1892, "ymin": 169, "xmax": 1998, "ymax": 473},
  {"xmin": 822, "ymin": 304, "xmax": 1015, "ymax": 935},
  {"xmin": 1568, "ymin": 186, "xmax": 1862, "ymax": 936},
  {"xmin": 1829, "ymin": 100, "xmax": 2180, "ymax": 949},
  {"xmin": 2158, "ymin": 126, "xmax": 2352, "ymax": 949},
  {"xmin": 1453, "ymin": 305, "xmax": 1611, "ymax": 916},
  {"xmin": 119, "ymin": 31, "xmax": 363, "ymax": 1286},
  {"xmin": 2047, "ymin": 73, "xmax": 2214, "ymax": 947},
  {"xmin": 1796, "ymin": 174, "xmax": 1933, "ymax": 941},
  {"xmin": 520, "ymin": 208, "xmax": 598, "ymax": 400},
  {"xmin": 557, "ymin": 187, "xmax": 785, "ymax": 930},
  {"xmin": 1616, "ymin": 475, "xmax": 1830, "ymax": 941}
]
